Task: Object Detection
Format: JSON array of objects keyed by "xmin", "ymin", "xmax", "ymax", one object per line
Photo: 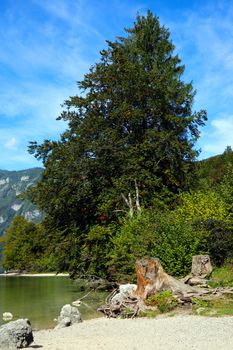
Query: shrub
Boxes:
[
  {"xmin": 194, "ymin": 219, "xmax": 233, "ymax": 266},
  {"xmin": 176, "ymin": 190, "xmax": 228, "ymax": 222},
  {"xmin": 108, "ymin": 209, "xmax": 205, "ymax": 281},
  {"xmin": 145, "ymin": 290, "xmax": 178, "ymax": 313}
]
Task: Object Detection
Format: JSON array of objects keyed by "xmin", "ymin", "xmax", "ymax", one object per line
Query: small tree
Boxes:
[{"xmin": 2, "ymin": 216, "xmax": 44, "ymax": 271}]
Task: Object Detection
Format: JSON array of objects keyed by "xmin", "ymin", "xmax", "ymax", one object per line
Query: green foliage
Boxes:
[
  {"xmin": 25, "ymin": 11, "xmax": 206, "ymax": 276},
  {"xmin": 195, "ymin": 146, "xmax": 233, "ymax": 189},
  {"xmin": 81, "ymin": 225, "xmax": 115, "ymax": 278},
  {"xmin": 175, "ymin": 188, "xmax": 233, "ymax": 267},
  {"xmin": 195, "ymin": 220, "xmax": 233, "ymax": 267},
  {"xmin": 218, "ymin": 163, "xmax": 233, "ymax": 216},
  {"xmin": 208, "ymin": 266, "xmax": 233, "ymax": 288},
  {"xmin": 108, "ymin": 213, "xmax": 155, "ymax": 281},
  {"xmin": 192, "ymin": 295, "xmax": 233, "ymax": 317},
  {"xmin": 192, "ymin": 297, "xmax": 213, "ymax": 315},
  {"xmin": 108, "ymin": 210, "xmax": 206, "ymax": 280},
  {"xmin": 2, "ymin": 216, "xmax": 45, "ymax": 271},
  {"xmin": 145, "ymin": 290, "xmax": 178, "ymax": 313},
  {"xmin": 176, "ymin": 190, "xmax": 228, "ymax": 222}
]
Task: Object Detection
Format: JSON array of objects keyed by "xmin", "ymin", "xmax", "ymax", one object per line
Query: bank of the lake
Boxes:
[{"xmin": 0, "ymin": 276, "xmax": 108, "ymax": 329}]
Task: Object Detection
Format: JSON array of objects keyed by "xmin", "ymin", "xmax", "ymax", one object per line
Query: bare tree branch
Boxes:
[{"xmin": 134, "ymin": 179, "xmax": 141, "ymax": 213}]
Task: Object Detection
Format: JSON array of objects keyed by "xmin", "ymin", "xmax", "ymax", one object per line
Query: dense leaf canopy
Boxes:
[
  {"xmin": 26, "ymin": 11, "xmax": 207, "ymax": 275},
  {"xmin": 29, "ymin": 12, "xmax": 206, "ymax": 227}
]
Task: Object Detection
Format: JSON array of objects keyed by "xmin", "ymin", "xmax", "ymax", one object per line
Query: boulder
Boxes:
[
  {"xmin": 0, "ymin": 319, "xmax": 33, "ymax": 349},
  {"xmin": 55, "ymin": 304, "xmax": 82, "ymax": 329},
  {"xmin": 111, "ymin": 284, "xmax": 137, "ymax": 304}
]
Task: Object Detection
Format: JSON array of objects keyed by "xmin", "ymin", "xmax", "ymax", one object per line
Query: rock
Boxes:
[
  {"xmin": 56, "ymin": 317, "xmax": 71, "ymax": 328},
  {"xmin": 3, "ymin": 312, "xmax": 13, "ymax": 321},
  {"xmin": 111, "ymin": 284, "xmax": 137, "ymax": 304},
  {"xmin": 55, "ymin": 304, "xmax": 82, "ymax": 329},
  {"xmin": 0, "ymin": 318, "xmax": 33, "ymax": 349}
]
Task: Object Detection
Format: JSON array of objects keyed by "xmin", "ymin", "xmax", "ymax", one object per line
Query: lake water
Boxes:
[{"xmin": 0, "ymin": 276, "xmax": 108, "ymax": 329}]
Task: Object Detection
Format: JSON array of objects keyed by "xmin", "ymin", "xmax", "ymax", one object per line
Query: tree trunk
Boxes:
[
  {"xmin": 191, "ymin": 255, "xmax": 212, "ymax": 277},
  {"xmin": 135, "ymin": 257, "xmax": 207, "ymax": 300}
]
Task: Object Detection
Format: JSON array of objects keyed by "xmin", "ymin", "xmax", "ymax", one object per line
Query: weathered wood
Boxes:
[
  {"xmin": 183, "ymin": 255, "xmax": 212, "ymax": 286},
  {"xmin": 98, "ymin": 257, "xmax": 213, "ymax": 318},
  {"xmin": 191, "ymin": 255, "xmax": 212, "ymax": 277},
  {"xmin": 135, "ymin": 257, "xmax": 207, "ymax": 299}
]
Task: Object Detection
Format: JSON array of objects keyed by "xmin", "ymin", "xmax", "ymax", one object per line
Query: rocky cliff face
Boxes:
[{"xmin": 0, "ymin": 168, "xmax": 42, "ymax": 236}]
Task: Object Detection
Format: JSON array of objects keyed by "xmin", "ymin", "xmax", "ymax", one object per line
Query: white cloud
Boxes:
[
  {"xmin": 4, "ymin": 137, "xmax": 19, "ymax": 150},
  {"xmin": 198, "ymin": 116, "xmax": 233, "ymax": 157},
  {"xmin": 162, "ymin": 2, "xmax": 233, "ymax": 158}
]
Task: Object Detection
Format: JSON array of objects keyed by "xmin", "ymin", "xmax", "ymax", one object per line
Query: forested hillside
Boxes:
[
  {"xmin": 196, "ymin": 146, "xmax": 233, "ymax": 188},
  {"xmin": 1, "ymin": 12, "xmax": 233, "ymax": 279}
]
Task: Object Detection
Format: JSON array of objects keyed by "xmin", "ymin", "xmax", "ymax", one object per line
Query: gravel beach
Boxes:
[{"xmin": 31, "ymin": 315, "xmax": 233, "ymax": 350}]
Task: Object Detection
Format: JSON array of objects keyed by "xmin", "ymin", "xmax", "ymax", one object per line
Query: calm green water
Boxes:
[{"xmin": 0, "ymin": 276, "xmax": 107, "ymax": 329}]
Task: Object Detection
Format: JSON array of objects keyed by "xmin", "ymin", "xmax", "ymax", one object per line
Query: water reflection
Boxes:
[{"xmin": 0, "ymin": 276, "xmax": 107, "ymax": 329}]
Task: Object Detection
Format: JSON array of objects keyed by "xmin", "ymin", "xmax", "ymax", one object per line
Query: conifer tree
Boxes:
[{"xmin": 28, "ymin": 11, "xmax": 207, "ymax": 272}]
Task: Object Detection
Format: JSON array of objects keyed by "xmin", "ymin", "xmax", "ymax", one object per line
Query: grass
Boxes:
[
  {"xmin": 208, "ymin": 266, "xmax": 233, "ymax": 288},
  {"xmin": 191, "ymin": 265, "xmax": 233, "ymax": 317},
  {"xmin": 192, "ymin": 295, "xmax": 233, "ymax": 316}
]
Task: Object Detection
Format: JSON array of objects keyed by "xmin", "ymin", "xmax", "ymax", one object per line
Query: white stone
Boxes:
[
  {"xmin": 0, "ymin": 318, "xmax": 33, "ymax": 348},
  {"xmin": 24, "ymin": 210, "xmax": 40, "ymax": 221},
  {"xmin": 55, "ymin": 304, "xmax": 82, "ymax": 329},
  {"xmin": 3, "ymin": 312, "xmax": 13, "ymax": 321},
  {"xmin": 0, "ymin": 178, "xmax": 9, "ymax": 185},
  {"xmin": 11, "ymin": 203, "xmax": 22, "ymax": 211},
  {"xmin": 111, "ymin": 284, "xmax": 137, "ymax": 304},
  {"xmin": 20, "ymin": 176, "xmax": 29, "ymax": 181}
]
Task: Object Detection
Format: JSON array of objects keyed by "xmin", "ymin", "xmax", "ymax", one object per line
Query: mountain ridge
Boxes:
[{"xmin": 0, "ymin": 167, "xmax": 43, "ymax": 237}]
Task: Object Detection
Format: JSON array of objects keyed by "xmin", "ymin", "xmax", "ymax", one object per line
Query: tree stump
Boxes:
[
  {"xmin": 135, "ymin": 257, "xmax": 206, "ymax": 300},
  {"xmin": 98, "ymin": 257, "xmax": 210, "ymax": 318},
  {"xmin": 191, "ymin": 255, "xmax": 212, "ymax": 277}
]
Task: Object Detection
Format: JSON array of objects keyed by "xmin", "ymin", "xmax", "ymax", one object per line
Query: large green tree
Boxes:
[{"xmin": 28, "ymin": 11, "xmax": 206, "ymax": 273}]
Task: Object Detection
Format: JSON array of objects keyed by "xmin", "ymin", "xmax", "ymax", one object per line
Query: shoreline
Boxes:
[
  {"xmin": 0, "ymin": 272, "xmax": 69, "ymax": 277},
  {"xmin": 30, "ymin": 315, "xmax": 233, "ymax": 350}
]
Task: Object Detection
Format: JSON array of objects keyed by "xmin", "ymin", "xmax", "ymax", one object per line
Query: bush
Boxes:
[
  {"xmin": 108, "ymin": 210, "xmax": 206, "ymax": 281},
  {"xmin": 176, "ymin": 190, "xmax": 228, "ymax": 222},
  {"xmin": 194, "ymin": 219, "xmax": 233, "ymax": 266},
  {"xmin": 145, "ymin": 290, "xmax": 178, "ymax": 313}
]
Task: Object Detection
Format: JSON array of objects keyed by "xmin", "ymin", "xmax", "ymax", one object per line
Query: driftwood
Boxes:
[
  {"xmin": 191, "ymin": 255, "xmax": 213, "ymax": 277},
  {"xmin": 135, "ymin": 257, "xmax": 208, "ymax": 300},
  {"xmin": 183, "ymin": 255, "xmax": 213, "ymax": 286},
  {"xmin": 98, "ymin": 297, "xmax": 140, "ymax": 318},
  {"xmin": 98, "ymin": 257, "xmax": 210, "ymax": 318}
]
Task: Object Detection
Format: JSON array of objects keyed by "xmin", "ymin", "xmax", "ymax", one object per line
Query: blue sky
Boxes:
[{"xmin": 1, "ymin": 0, "xmax": 233, "ymax": 170}]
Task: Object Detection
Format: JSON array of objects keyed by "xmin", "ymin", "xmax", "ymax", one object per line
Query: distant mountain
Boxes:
[{"xmin": 0, "ymin": 168, "xmax": 43, "ymax": 237}]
